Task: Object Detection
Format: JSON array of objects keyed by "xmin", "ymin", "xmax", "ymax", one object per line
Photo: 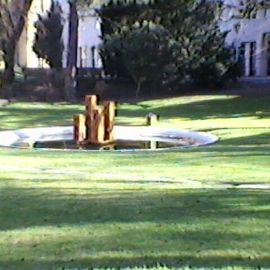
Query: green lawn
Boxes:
[{"xmin": 0, "ymin": 94, "xmax": 270, "ymax": 270}]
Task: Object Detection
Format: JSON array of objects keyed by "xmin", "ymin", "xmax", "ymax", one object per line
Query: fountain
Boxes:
[
  {"xmin": 0, "ymin": 96, "xmax": 218, "ymax": 151},
  {"xmin": 73, "ymin": 95, "xmax": 116, "ymax": 145}
]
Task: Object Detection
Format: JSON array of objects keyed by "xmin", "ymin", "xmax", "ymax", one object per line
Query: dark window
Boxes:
[
  {"xmin": 238, "ymin": 43, "xmax": 245, "ymax": 75},
  {"xmin": 250, "ymin": 42, "xmax": 256, "ymax": 76},
  {"xmin": 267, "ymin": 40, "xmax": 270, "ymax": 75}
]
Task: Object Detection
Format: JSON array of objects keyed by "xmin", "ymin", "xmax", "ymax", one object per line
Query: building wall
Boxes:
[
  {"xmin": 77, "ymin": 11, "xmax": 102, "ymax": 68},
  {"xmin": 221, "ymin": 0, "xmax": 270, "ymax": 76},
  {"xmin": 16, "ymin": 0, "xmax": 52, "ymax": 68},
  {"xmin": 16, "ymin": 0, "xmax": 102, "ymax": 69}
]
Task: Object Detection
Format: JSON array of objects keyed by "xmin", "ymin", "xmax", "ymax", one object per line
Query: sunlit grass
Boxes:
[
  {"xmin": 0, "ymin": 94, "xmax": 270, "ymax": 269},
  {"xmin": 0, "ymin": 102, "xmax": 82, "ymax": 129}
]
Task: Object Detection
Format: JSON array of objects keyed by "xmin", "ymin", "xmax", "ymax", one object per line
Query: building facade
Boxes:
[
  {"xmin": 16, "ymin": 0, "xmax": 102, "ymax": 69},
  {"xmin": 18, "ymin": 0, "xmax": 270, "ymax": 77},
  {"xmin": 221, "ymin": 0, "xmax": 270, "ymax": 77}
]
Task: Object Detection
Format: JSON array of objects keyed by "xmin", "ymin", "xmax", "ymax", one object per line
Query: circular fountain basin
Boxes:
[{"xmin": 0, "ymin": 126, "xmax": 218, "ymax": 151}]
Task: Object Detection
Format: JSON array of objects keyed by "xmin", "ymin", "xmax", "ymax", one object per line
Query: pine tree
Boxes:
[
  {"xmin": 33, "ymin": 2, "xmax": 64, "ymax": 69},
  {"xmin": 99, "ymin": 0, "xmax": 238, "ymax": 89}
]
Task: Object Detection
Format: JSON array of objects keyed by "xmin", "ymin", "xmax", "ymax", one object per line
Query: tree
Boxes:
[
  {"xmin": 33, "ymin": 2, "xmax": 64, "ymax": 69},
  {"xmin": 99, "ymin": 0, "xmax": 238, "ymax": 90},
  {"xmin": 0, "ymin": 0, "xmax": 33, "ymax": 84},
  {"xmin": 64, "ymin": 0, "xmax": 79, "ymax": 101},
  {"xmin": 101, "ymin": 23, "xmax": 174, "ymax": 97}
]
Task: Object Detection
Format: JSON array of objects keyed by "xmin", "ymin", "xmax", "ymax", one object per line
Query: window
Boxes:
[
  {"xmin": 79, "ymin": 46, "xmax": 100, "ymax": 68},
  {"xmin": 250, "ymin": 42, "xmax": 256, "ymax": 76},
  {"xmin": 79, "ymin": 46, "xmax": 90, "ymax": 68},
  {"xmin": 238, "ymin": 43, "xmax": 245, "ymax": 75}
]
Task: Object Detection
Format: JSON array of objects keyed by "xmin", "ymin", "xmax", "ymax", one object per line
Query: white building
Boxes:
[
  {"xmin": 16, "ymin": 0, "xmax": 102, "ymax": 69},
  {"xmin": 77, "ymin": 9, "xmax": 102, "ymax": 68},
  {"xmin": 18, "ymin": 0, "xmax": 270, "ymax": 77},
  {"xmin": 221, "ymin": 0, "xmax": 270, "ymax": 76}
]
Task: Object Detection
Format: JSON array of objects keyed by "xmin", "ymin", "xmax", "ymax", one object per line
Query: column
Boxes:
[
  {"xmin": 244, "ymin": 42, "xmax": 251, "ymax": 76},
  {"xmin": 256, "ymin": 35, "xmax": 267, "ymax": 76}
]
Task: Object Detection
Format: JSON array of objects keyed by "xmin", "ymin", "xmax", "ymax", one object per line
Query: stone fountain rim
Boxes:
[{"xmin": 0, "ymin": 125, "xmax": 219, "ymax": 152}]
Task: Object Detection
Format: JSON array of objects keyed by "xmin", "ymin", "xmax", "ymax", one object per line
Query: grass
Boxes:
[{"xmin": 0, "ymin": 94, "xmax": 270, "ymax": 270}]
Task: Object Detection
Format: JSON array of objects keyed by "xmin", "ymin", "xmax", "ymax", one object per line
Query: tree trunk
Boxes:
[
  {"xmin": 0, "ymin": 0, "xmax": 33, "ymax": 85},
  {"xmin": 136, "ymin": 81, "xmax": 141, "ymax": 99},
  {"xmin": 2, "ymin": 40, "xmax": 16, "ymax": 84},
  {"xmin": 64, "ymin": 1, "xmax": 78, "ymax": 101},
  {"xmin": 135, "ymin": 77, "xmax": 145, "ymax": 98}
]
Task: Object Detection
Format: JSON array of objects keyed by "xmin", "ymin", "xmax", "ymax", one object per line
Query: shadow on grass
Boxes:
[
  {"xmin": 218, "ymin": 131, "xmax": 270, "ymax": 146},
  {"xmin": 0, "ymin": 255, "xmax": 269, "ymax": 269},
  {"xmin": 2, "ymin": 187, "xmax": 270, "ymax": 229},
  {"xmin": 1, "ymin": 187, "xmax": 270, "ymax": 268},
  {"xmin": 1, "ymin": 95, "xmax": 270, "ymax": 130},
  {"xmin": 119, "ymin": 96, "xmax": 270, "ymax": 121}
]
